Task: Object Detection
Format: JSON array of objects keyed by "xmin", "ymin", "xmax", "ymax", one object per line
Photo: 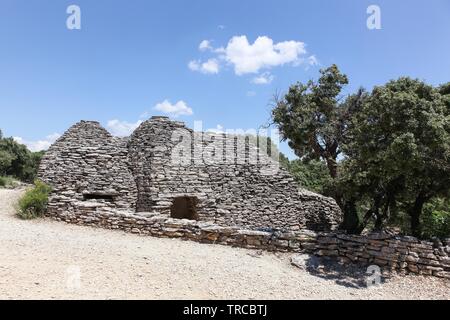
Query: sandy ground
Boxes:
[{"xmin": 0, "ymin": 188, "xmax": 448, "ymax": 300}]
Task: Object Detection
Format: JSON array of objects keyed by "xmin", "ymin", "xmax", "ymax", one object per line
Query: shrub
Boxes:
[
  {"xmin": 421, "ymin": 198, "xmax": 450, "ymax": 239},
  {"xmin": 287, "ymin": 159, "xmax": 333, "ymax": 195},
  {"xmin": 0, "ymin": 150, "xmax": 15, "ymax": 176},
  {"xmin": 0, "ymin": 176, "xmax": 19, "ymax": 188},
  {"xmin": 0, "ymin": 132, "xmax": 45, "ymax": 183},
  {"xmin": 17, "ymin": 180, "xmax": 52, "ymax": 219},
  {"xmin": 0, "ymin": 176, "xmax": 6, "ymax": 187}
]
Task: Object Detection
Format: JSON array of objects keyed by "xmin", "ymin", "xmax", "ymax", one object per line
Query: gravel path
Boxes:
[{"xmin": 0, "ymin": 188, "xmax": 448, "ymax": 300}]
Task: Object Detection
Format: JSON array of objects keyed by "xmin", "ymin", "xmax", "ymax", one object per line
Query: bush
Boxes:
[
  {"xmin": 17, "ymin": 180, "xmax": 52, "ymax": 219},
  {"xmin": 0, "ymin": 150, "xmax": 15, "ymax": 176},
  {"xmin": 286, "ymin": 159, "xmax": 333, "ymax": 195},
  {"xmin": 389, "ymin": 197, "xmax": 450, "ymax": 239},
  {"xmin": 0, "ymin": 132, "xmax": 45, "ymax": 183},
  {"xmin": 421, "ymin": 198, "xmax": 450, "ymax": 239},
  {"xmin": 0, "ymin": 176, "xmax": 19, "ymax": 188}
]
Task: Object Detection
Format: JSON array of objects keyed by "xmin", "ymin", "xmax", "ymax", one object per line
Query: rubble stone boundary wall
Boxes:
[{"xmin": 48, "ymin": 202, "xmax": 450, "ymax": 279}]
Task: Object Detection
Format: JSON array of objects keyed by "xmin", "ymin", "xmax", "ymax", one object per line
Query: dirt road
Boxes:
[{"xmin": 0, "ymin": 188, "xmax": 448, "ymax": 299}]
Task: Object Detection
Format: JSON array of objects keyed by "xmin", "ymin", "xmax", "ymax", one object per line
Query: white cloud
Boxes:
[
  {"xmin": 188, "ymin": 35, "xmax": 313, "ymax": 80},
  {"xmin": 218, "ymin": 25, "xmax": 226, "ymax": 30},
  {"xmin": 199, "ymin": 40, "xmax": 213, "ymax": 51},
  {"xmin": 139, "ymin": 111, "xmax": 151, "ymax": 119},
  {"xmin": 251, "ymin": 72, "xmax": 274, "ymax": 85},
  {"xmin": 246, "ymin": 91, "xmax": 256, "ymax": 97},
  {"xmin": 154, "ymin": 100, "xmax": 193, "ymax": 117},
  {"xmin": 206, "ymin": 124, "xmax": 224, "ymax": 133},
  {"xmin": 46, "ymin": 133, "xmax": 61, "ymax": 141},
  {"xmin": 188, "ymin": 60, "xmax": 199, "ymax": 71},
  {"xmin": 224, "ymin": 36, "xmax": 306, "ymax": 75},
  {"xmin": 201, "ymin": 59, "xmax": 220, "ymax": 74},
  {"xmin": 188, "ymin": 58, "xmax": 220, "ymax": 74},
  {"xmin": 13, "ymin": 133, "xmax": 61, "ymax": 152},
  {"xmin": 307, "ymin": 55, "xmax": 319, "ymax": 66},
  {"xmin": 106, "ymin": 119, "xmax": 143, "ymax": 137}
]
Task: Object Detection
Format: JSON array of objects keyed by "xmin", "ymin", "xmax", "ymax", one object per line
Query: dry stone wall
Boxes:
[
  {"xmin": 46, "ymin": 202, "xmax": 450, "ymax": 279},
  {"xmin": 39, "ymin": 116, "xmax": 341, "ymax": 233},
  {"xmin": 37, "ymin": 117, "xmax": 450, "ymax": 279},
  {"xmin": 127, "ymin": 116, "xmax": 341, "ymax": 231},
  {"xmin": 38, "ymin": 121, "xmax": 138, "ymax": 216}
]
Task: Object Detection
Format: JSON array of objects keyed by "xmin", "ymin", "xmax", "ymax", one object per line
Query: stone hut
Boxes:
[
  {"xmin": 39, "ymin": 116, "xmax": 342, "ymax": 232},
  {"xmin": 38, "ymin": 121, "xmax": 137, "ymax": 214}
]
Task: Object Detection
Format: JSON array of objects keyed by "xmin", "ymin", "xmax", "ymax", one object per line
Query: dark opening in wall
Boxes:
[
  {"xmin": 170, "ymin": 196, "xmax": 199, "ymax": 220},
  {"xmin": 83, "ymin": 194, "xmax": 114, "ymax": 202}
]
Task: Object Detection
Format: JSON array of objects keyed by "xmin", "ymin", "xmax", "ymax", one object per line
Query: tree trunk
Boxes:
[
  {"xmin": 374, "ymin": 214, "xmax": 383, "ymax": 231},
  {"xmin": 327, "ymin": 157, "xmax": 361, "ymax": 234},
  {"xmin": 357, "ymin": 209, "xmax": 374, "ymax": 234},
  {"xmin": 325, "ymin": 157, "xmax": 338, "ymax": 179},
  {"xmin": 373, "ymin": 207, "xmax": 390, "ymax": 231},
  {"xmin": 408, "ymin": 194, "xmax": 426, "ymax": 238},
  {"xmin": 340, "ymin": 198, "xmax": 361, "ymax": 234},
  {"xmin": 372, "ymin": 195, "xmax": 385, "ymax": 232},
  {"xmin": 325, "ymin": 155, "xmax": 362, "ymax": 234}
]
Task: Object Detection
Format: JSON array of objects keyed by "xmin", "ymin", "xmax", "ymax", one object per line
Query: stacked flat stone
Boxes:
[
  {"xmin": 37, "ymin": 117, "xmax": 450, "ymax": 278},
  {"xmin": 127, "ymin": 116, "xmax": 342, "ymax": 231},
  {"xmin": 38, "ymin": 121, "xmax": 138, "ymax": 216},
  {"xmin": 48, "ymin": 204, "xmax": 450, "ymax": 279},
  {"xmin": 39, "ymin": 116, "xmax": 341, "ymax": 232}
]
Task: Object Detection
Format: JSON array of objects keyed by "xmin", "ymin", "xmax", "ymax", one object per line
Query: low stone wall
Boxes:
[
  {"xmin": 313, "ymin": 233, "xmax": 450, "ymax": 278},
  {"xmin": 47, "ymin": 202, "xmax": 450, "ymax": 280}
]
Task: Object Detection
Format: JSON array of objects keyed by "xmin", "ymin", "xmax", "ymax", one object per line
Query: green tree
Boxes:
[
  {"xmin": 0, "ymin": 132, "xmax": 45, "ymax": 182},
  {"xmin": 0, "ymin": 150, "xmax": 15, "ymax": 176},
  {"xmin": 421, "ymin": 197, "xmax": 450, "ymax": 239},
  {"xmin": 271, "ymin": 64, "xmax": 367, "ymax": 232},
  {"xmin": 286, "ymin": 159, "xmax": 332, "ymax": 195},
  {"xmin": 272, "ymin": 64, "xmax": 351, "ymax": 178},
  {"xmin": 342, "ymin": 77, "xmax": 450, "ymax": 237},
  {"xmin": 0, "ymin": 137, "xmax": 31, "ymax": 180}
]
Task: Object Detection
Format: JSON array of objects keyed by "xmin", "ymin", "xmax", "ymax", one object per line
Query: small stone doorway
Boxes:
[{"xmin": 170, "ymin": 196, "xmax": 199, "ymax": 220}]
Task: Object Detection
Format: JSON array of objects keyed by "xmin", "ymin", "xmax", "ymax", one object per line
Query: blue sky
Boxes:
[{"xmin": 1, "ymin": 0, "xmax": 449, "ymax": 157}]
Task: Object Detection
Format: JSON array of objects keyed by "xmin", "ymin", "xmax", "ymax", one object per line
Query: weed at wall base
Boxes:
[{"xmin": 17, "ymin": 180, "xmax": 51, "ymax": 220}]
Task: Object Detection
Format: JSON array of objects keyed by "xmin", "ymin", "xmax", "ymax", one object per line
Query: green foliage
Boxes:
[
  {"xmin": 339, "ymin": 77, "xmax": 450, "ymax": 237},
  {"xmin": 421, "ymin": 198, "xmax": 450, "ymax": 239},
  {"xmin": 17, "ymin": 180, "xmax": 52, "ymax": 219},
  {"xmin": 278, "ymin": 153, "xmax": 291, "ymax": 170},
  {"xmin": 272, "ymin": 64, "xmax": 364, "ymax": 179},
  {"xmin": 272, "ymin": 64, "xmax": 368, "ymax": 232},
  {"xmin": 25, "ymin": 151, "xmax": 45, "ymax": 182},
  {"xmin": 0, "ymin": 132, "xmax": 44, "ymax": 182},
  {"xmin": 284, "ymin": 159, "xmax": 332, "ymax": 195},
  {"xmin": 0, "ymin": 150, "xmax": 15, "ymax": 176},
  {"xmin": 0, "ymin": 176, "xmax": 19, "ymax": 188},
  {"xmin": 274, "ymin": 67, "xmax": 450, "ymax": 238},
  {"xmin": 0, "ymin": 176, "xmax": 7, "ymax": 187}
]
